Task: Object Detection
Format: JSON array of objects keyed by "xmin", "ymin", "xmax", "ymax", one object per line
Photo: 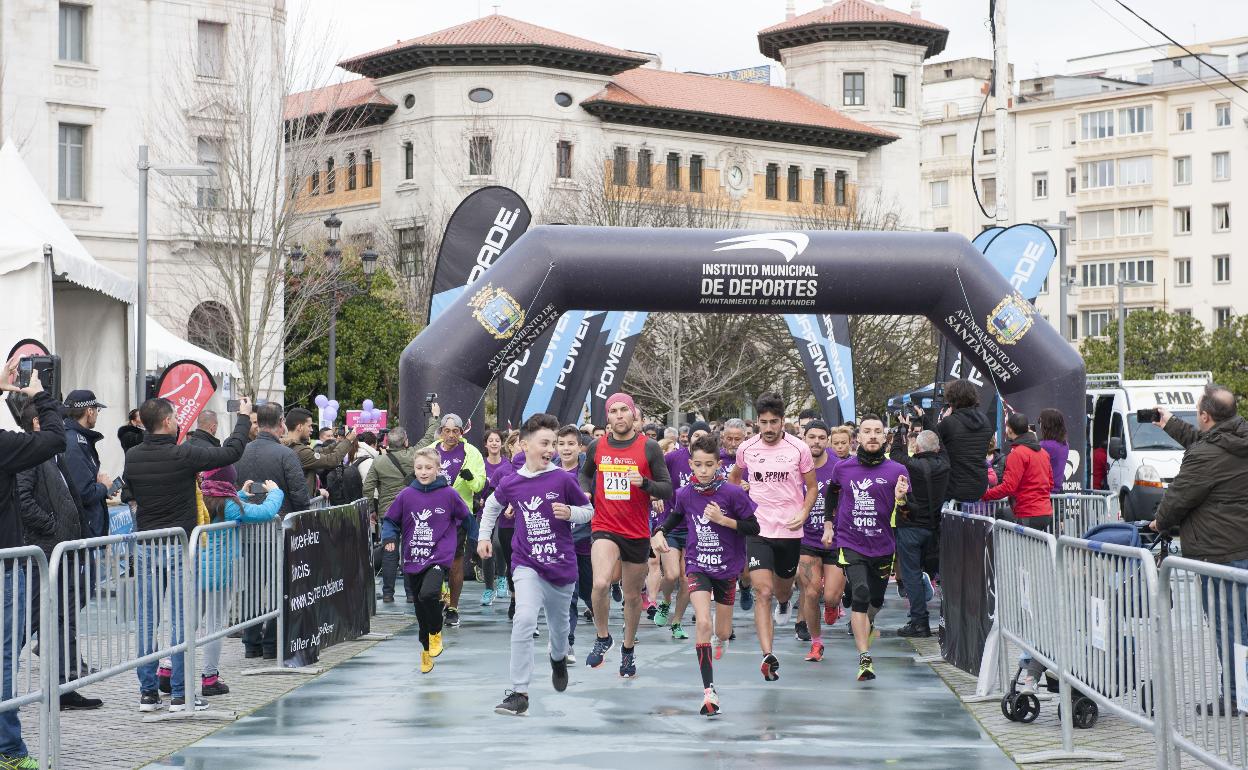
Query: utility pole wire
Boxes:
[{"xmin": 1110, "ymin": 0, "xmax": 1248, "ymax": 97}]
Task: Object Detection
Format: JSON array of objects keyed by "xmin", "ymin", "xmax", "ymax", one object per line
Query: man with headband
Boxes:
[{"xmin": 579, "ymin": 392, "xmax": 672, "ymax": 678}]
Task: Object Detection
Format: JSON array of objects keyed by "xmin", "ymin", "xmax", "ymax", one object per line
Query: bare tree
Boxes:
[{"xmin": 148, "ymin": 9, "xmax": 364, "ymax": 399}]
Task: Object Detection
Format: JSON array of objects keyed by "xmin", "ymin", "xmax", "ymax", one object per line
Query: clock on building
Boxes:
[{"xmin": 727, "ymin": 164, "xmax": 745, "ymax": 189}]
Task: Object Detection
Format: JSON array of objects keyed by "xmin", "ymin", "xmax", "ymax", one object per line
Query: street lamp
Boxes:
[
  {"xmin": 1116, "ymin": 264, "xmax": 1152, "ymax": 376},
  {"xmin": 136, "ymin": 144, "xmax": 216, "ymax": 407},
  {"xmin": 314, "ymin": 212, "xmax": 377, "ymax": 404}
]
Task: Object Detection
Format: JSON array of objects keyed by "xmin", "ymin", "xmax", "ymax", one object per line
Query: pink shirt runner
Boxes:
[{"xmin": 736, "ymin": 433, "xmax": 814, "ymax": 539}]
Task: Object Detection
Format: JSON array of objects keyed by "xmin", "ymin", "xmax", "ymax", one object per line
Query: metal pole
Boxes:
[
  {"xmin": 1117, "ymin": 265, "xmax": 1126, "ymax": 376},
  {"xmin": 993, "ymin": 0, "xmax": 1009, "ymax": 225},
  {"xmin": 136, "ymin": 145, "xmax": 149, "ymax": 408},
  {"xmin": 1058, "ymin": 210, "xmax": 1068, "ymax": 341},
  {"xmin": 327, "ymin": 307, "xmax": 336, "ymax": 405}
]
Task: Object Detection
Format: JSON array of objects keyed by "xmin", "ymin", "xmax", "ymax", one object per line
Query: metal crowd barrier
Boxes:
[
  {"xmin": 1050, "ymin": 494, "xmax": 1117, "ymax": 538},
  {"xmin": 956, "ymin": 499, "xmax": 1011, "ymax": 518},
  {"xmin": 1157, "ymin": 556, "xmax": 1248, "ymax": 770},
  {"xmin": 0, "ymin": 547, "xmax": 50, "ymax": 770},
  {"xmin": 1058, "ymin": 535, "xmax": 1168, "ymax": 767},
  {"xmin": 992, "ymin": 522, "xmax": 1122, "ymax": 763}
]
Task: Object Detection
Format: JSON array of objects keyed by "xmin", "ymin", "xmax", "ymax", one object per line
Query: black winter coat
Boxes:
[
  {"xmin": 889, "ymin": 431, "xmax": 951, "ymax": 529},
  {"xmin": 117, "ymin": 424, "xmax": 144, "ymax": 454},
  {"xmin": 62, "ymin": 417, "xmax": 108, "ymax": 538},
  {"xmin": 124, "ymin": 414, "xmax": 250, "ymax": 534},
  {"xmin": 937, "ymin": 407, "xmax": 994, "ymax": 501},
  {"xmin": 0, "ymin": 392, "xmax": 67, "ymax": 549},
  {"xmin": 16, "ymin": 456, "xmax": 87, "ymax": 557}
]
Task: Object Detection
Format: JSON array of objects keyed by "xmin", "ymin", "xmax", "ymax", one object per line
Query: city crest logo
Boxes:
[
  {"xmin": 468, "ymin": 284, "xmax": 525, "ymax": 340},
  {"xmin": 987, "ymin": 293, "xmax": 1035, "ymax": 346}
]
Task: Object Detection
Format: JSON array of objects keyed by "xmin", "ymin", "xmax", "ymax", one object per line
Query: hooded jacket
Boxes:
[
  {"xmin": 62, "ymin": 416, "xmax": 108, "ymax": 537},
  {"xmin": 1155, "ymin": 415, "xmax": 1248, "ymax": 564},
  {"xmin": 937, "ymin": 407, "xmax": 994, "ymax": 501},
  {"xmin": 0, "ymin": 392, "xmax": 67, "ymax": 549},
  {"xmin": 117, "ymin": 424, "xmax": 144, "ymax": 454},
  {"xmin": 982, "ymin": 432, "xmax": 1053, "ymax": 519}
]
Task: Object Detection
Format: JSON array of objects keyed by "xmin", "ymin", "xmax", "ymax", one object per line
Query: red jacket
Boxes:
[{"xmin": 982, "ymin": 434, "xmax": 1053, "ymax": 518}]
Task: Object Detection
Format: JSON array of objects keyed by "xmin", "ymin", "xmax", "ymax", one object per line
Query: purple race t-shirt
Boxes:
[
  {"xmin": 672, "ymin": 483, "xmax": 757, "ymax": 580},
  {"xmin": 384, "ymin": 485, "xmax": 470, "ymax": 574},
  {"xmin": 719, "ymin": 449, "xmax": 737, "ymax": 481},
  {"xmin": 830, "ymin": 457, "xmax": 908, "ymax": 559},
  {"xmin": 437, "ymin": 442, "xmax": 466, "ymax": 485},
  {"xmin": 487, "ymin": 458, "xmax": 517, "ymax": 528},
  {"xmin": 492, "ymin": 468, "xmax": 589, "ymax": 586},
  {"xmin": 801, "ymin": 456, "xmax": 841, "ymax": 550},
  {"xmin": 664, "ymin": 447, "xmax": 696, "ymax": 533}
]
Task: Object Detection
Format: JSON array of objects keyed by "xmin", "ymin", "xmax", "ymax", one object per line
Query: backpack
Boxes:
[{"xmin": 325, "ymin": 457, "xmax": 367, "ymax": 506}]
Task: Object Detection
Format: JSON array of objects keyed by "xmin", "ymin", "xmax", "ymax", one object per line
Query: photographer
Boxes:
[
  {"xmin": 890, "ymin": 416, "xmax": 949, "ymax": 638},
  {"xmin": 936, "ymin": 379, "xmax": 994, "ymax": 502},
  {"xmin": 0, "ymin": 364, "xmax": 64, "ymax": 766},
  {"xmin": 1150, "ymin": 386, "xmax": 1248, "ymax": 714}
]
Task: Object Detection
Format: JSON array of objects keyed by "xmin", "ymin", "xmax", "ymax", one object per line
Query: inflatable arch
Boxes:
[{"xmin": 400, "ymin": 226, "xmax": 1085, "ymax": 476}]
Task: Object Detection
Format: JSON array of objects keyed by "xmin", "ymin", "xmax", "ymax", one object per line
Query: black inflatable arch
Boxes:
[{"xmin": 401, "ymin": 226, "xmax": 1085, "ymax": 470}]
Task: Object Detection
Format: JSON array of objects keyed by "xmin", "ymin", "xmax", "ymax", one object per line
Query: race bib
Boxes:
[{"xmin": 600, "ymin": 463, "xmax": 634, "ymax": 501}]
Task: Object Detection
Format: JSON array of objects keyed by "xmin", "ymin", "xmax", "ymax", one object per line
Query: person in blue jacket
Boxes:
[{"xmin": 196, "ymin": 478, "xmax": 284, "ymax": 695}]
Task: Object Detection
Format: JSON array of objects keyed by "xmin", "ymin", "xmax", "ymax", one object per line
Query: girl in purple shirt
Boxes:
[{"xmin": 382, "ymin": 448, "xmax": 470, "ymax": 675}]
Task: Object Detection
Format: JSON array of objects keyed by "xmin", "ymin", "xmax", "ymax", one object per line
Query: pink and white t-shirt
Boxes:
[{"xmin": 736, "ymin": 433, "xmax": 814, "ymax": 539}]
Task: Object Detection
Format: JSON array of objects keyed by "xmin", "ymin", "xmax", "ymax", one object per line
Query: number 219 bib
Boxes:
[{"xmin": 600, "ymin": 463, "xmax": 635, "ymax": 501}]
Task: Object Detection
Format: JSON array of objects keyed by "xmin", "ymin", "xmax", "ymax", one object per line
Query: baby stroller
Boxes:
[{"xmin": 1000, "ymin": 521, "xmax": 1159, "ymax": 729}]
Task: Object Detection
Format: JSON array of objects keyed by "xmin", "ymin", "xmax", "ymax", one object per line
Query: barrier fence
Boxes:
[{"xmin": 0, "ymin": 547, "xmax": 51, "ymax": 770}]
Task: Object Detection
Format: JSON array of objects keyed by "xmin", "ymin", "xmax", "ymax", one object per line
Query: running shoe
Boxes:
[
  {"xmin": 566, "ymin": 649, "xmax": 576, "ymax": 665},
  {"xmin": 611, "ymin": 583, "xmax": 623, "ymax": 603},
  {"xmin": 495, "ymin": 576, "xmax": 509, "ymax": 599},
  {"xmin": 760, "ymin": 653, "xmax": 780, "ymax": 682},
  {"xmin": 1017, "ymin": 673, "xmax": 1038, "ymax": 695},
  {"xmin": 551, "ymin": 655, "xmax": 569, "ymax": 692},
  {"xmin": 480, "ymin": 588, "xmax": 496, "ymax": 607},
  {"xmin": 712, "ymin": 636, "xmax": 729, "ymax": 660},
  {"xmin": 444, "ymin": 607, "xmax": 461, "ymax": 628},
  {"xmin": 619, "ymin": 648, "xmax": 637, "ymax": 678},
  {"xmin": 200, "ymin": 674, "xmax": 230, "ymax": 697},
  {"xmin": 739, "ymin": 586, "xmax": 754, "ymax": 611},
  {"xmin": 805, "ymin": 641, "xmax": 825, "ymax": 662},
  {"xmin": 0, "ymin": 755, "xmax": 39, "ymax": 769},
  {"xmin": 700, "ymin": 686, "xmax": 721, "ymax": 717},
  {"xmin": 495, "ymin": 690, "xmax": 528, "ymax": 716},
  {"xmin": 170, "ymin": 696, "xmax": 209, "ymax": 713},
  {"xmin": 645, "ymin": 600, "xmax": 657, "ymax": 621},
  {"xmin": 586, "ymin": 635, "xmax": 614, "ymax": 668},
  {"xmin": 474, "ymin": 564, "xmax": 484, "ymax": 583},
  {"xmin": 429, "ymin": 632, "xmax": 444, "ymax": 658},
  {"xmin": 774, "ymin": 601, "xmax": 791, "ymax": 627},
  {"xmin": 795, "ymin": 619, "xmax": 811, "ymax": 642},
  {"xmin": 138, "ymin": 691, "xmax": 163, "ymax": 712},
  {"xmin": 857, "ymin": 653, "xmax": 876, "ymax": 682},
  {"xmin": 922, "ymin": 572, "xmax": 934, "ymax": 602},
  {"xmin": 583, "ymin": 608, "xmax": 593, "ymax": 623},
  {"xmin": 670, "ymin": 623, "xmax": 688, "ymax": 640},
  {"xmin": 824, "ymin": 603, "xmax": 843, "ymax": 627},
  {"xmin": 421, "ymin": 650, "xmax": 434, "ymax": 674},
  {"xmin": 653, "ymin": 601, "xmax": 671, "ymax": 627},
  {"xmin": 441, "ymin": 581, "xmax": 451, "ymax": 604}
]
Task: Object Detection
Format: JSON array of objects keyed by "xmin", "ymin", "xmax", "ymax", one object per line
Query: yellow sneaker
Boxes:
[
  {"xmin": 421, "ymin": 650, "xmax": 434, "ymax": 674},
  {"xmin": 429, "ymin": 632, "xmax": 444, "ymax": 658}
]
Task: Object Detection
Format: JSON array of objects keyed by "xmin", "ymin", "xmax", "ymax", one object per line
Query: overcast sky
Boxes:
[{"xmin": 288, "ymin": 0, "xmax": 1248, "ymax": 86}]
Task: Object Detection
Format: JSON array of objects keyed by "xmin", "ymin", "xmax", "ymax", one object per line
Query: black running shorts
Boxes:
[
  {"xmin": 799, "ymin": 544, "xmax": 837, "ymax": 566},
  {"xmin": 687, "ymin": 572, "xmax": 737, "ymax": 606},
  {"xmin": 838, "ymin": 547, "xmax": 894, "ymax": 613},
  {"xmin": 746, "ymin": 536, "xmax": 801, "ymax": 579},
  {"xmin": 592, "ymin": 531, "xmax": 650, "ymax": 565}
]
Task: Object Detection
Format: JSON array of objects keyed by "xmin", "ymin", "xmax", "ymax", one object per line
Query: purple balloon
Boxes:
[
  {"xmin": 362, "ymin": 399, "xmax": 375, "ymax": 412},
  {"xmin": 324, "ymin": 409, "xmax": 337, "ymax": 423},
  {"xmin": 314, "ymin": 394, "xmax": 329, "ymax": 409},
  {"xmin": 365, "ymin": 409, "xmax": 378, "ymax": 421}
]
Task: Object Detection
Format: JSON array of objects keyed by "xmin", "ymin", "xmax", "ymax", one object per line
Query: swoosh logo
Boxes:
[{"xmin": 713, "ymin": 233, "xmax": 810, "ymax": 263}]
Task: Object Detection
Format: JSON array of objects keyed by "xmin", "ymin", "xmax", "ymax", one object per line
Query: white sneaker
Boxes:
[
  {"xmin": 712, "ymin": 635, "xmax": 729, "ymax": 660},
  {"xmin": 773, "ymin": 601, "xmax": 791, "ymax": 627},
  {"xmin": 566, "ymin": 649, "xmax": 576, "ymax": 665},
  {"xmin": 1018, "ymin": 674, "xmax": 1038, "ymax": 695}
]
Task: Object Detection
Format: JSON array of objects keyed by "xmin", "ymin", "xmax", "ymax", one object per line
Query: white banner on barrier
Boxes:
[
  {"xmin": 1089, "ymin": 596, "xmax": 1107, "ymax": 651},
  {"xmin": 1236, "ymin": 643, "xmax": 1248, "ymax": 715},
  {"xmin": 1020, "ymin": 569, "xmax": 1032, "ymax": 614}
]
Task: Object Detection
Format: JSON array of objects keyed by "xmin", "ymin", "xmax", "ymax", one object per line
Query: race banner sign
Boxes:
[{"xmin": 154, "ymin": 359, "xmax": 217, "ymax": 443}]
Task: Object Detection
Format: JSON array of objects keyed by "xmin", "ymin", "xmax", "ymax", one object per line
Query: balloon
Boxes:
[
  {"xmin": 329, "ymin": 400, "xmax": 340, "ymax": 410},
  {"xmin": 314, "ymin": 394, "xmax": 328, "ymax": 409},
  {"xmin": 325, "ymin": 411, "xmax": 337, "ymax": 424},
  {"xmin": 364, "ymin": 409, "xmax": 377, "ymax": 421},
  {"xmin": 362, "ymin": 399, "xmax": 375, "ymax": 412}
]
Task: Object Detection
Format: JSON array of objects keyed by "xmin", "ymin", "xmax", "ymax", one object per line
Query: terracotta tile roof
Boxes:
[
  {"xmin": 758, "ymin": 0, "xmax": 948, "ymax": 60},
  {"xmin": 284, "ymin": 78, "xmax": 394, "ymax": 121},
  {"xmin": 583, "ymin": 68, "xmax": 896, "ymax": 143},
  {"xmin": 339, "ymin": 15, "xmax": 648, "ymax": 78}
]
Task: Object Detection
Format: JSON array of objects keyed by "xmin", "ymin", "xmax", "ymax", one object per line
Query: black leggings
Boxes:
[
  {"xmin": 497, "ymin": 526, "xmax": 516, "ymax": 593},
  {"xmin": 408, "ymin": 566, "xmax": 445, "ymax": 649},
  {"xmin": 575, "ymin": 552, "xmax": 593, "ymax": 616}
]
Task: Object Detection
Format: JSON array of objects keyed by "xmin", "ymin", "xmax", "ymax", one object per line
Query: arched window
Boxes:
[{"xmin": 187, "ymin": 301, "xmax": 234, "ymax": 359}]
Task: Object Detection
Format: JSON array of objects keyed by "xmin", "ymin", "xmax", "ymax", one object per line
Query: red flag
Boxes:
[{"xmin": 154, "ymin": 360, "xmax": 217, "ymax": 443}]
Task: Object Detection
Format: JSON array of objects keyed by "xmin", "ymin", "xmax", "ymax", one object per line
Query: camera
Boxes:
[
  {"xmin": 1136, "ymin": 408, "xmax": 1160, "ymax": 424},
  {"xmin": 226, "ymin": 399, "xmax": 240, "ymax": 412},
  {"xmin": 17, "ymin": 355, "xmax": 60, "ymax": 398},
  {"xmin": 425, "ymin": 392, "xmax": 438, "ymax": 403}
]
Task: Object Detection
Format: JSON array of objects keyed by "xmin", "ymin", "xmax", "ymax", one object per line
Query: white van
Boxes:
[{"xmin": 1086, "ymin": 371, "xmax": 1211, "ymax": 521}]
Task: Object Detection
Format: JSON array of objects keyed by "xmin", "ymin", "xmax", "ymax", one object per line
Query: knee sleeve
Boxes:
[{"xmin": 850, "ymin": 579, "xmax": 871, "ymax": 610}]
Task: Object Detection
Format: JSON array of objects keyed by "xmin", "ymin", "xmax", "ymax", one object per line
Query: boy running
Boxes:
[
  {"xmin": 652, "ymin": 434, "xmax": 758, "ymax": 717},
  {"xmin": 821, "ymin": 415, "xmax": 909, "ymax": 682},
  {"xmin": 382, "ymin": 448, "xmax": 471, "ymax": 674},
  {"xmin": 654, "ymin": 421, "xmax": 711, "ymax": 640},
  {"xmin": 796, "ymin": 421, "xmax": 844, "ymax": 662},
  {"xmin": 479, "ymin": 414, "xmax": 592, "ymax": 715}
]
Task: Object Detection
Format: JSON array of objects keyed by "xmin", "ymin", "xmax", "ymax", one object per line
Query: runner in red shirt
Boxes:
[{"xmin": 579, "ymin": 393, "xmax": 673, "ymax": 678}]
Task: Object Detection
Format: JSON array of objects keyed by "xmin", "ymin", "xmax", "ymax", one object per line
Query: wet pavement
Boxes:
[{"xmin": 153, "ymin": 586, "xmax": 1015, "ymax": 769}]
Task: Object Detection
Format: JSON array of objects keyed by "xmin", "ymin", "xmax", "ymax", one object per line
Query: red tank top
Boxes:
[{"xmin": 591, "ymin": 434, "xmax": 653, "ymax": 540}]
